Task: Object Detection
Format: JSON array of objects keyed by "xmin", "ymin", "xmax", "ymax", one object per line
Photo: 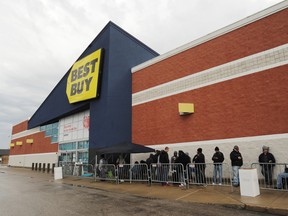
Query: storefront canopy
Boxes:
[{"xmin": 95, "ymin": 142, "xmax": 155, "ymax": 154}]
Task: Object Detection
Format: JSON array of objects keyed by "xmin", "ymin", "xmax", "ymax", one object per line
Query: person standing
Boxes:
[
  {"xmin": 212, "ymin": 146, "xmax": 224, "ymax": 185},
  {"xmin": 116, "ymin": 154, "xmax": 126, "ymax": 181},
  {"xmin": 192, "ymin": 148, "xmax": 206, "ymax": 185},
  {"xmin": 230, "ymin": 145, "xmax": 243, "ymax": 187},
  {"xmin": 258, "ymin": 146, "xmax": 276, "ymax": 186},
  {"xmin": 171, "ymin": 151, "xmax": 178, "ymax": 164},
  {"xmin": 151, "ymin": 150, "xmax": 160, "ymax": 180},
  {"xmin": 116, "ymin": 154, "xmax": 126, "ymax": 165},
  {"xmin": 146, "ymin": 153, "xmax": 154, "ymax": 168},
  {"xmin": 131, "ymin": 161, "xmax": 140, "ymax": 179},
  {"xmin": 153, "ymin": 150, "xmax": 160, "ymax": 164},
  {"xmin": 175, "ymin": 150, "xmax": 191, "ymax": 187},
  {"xmin": 171, "ymin": 151, "xmax": 178, "ymax": 183},
  {"xmin": 159, "ymin": 147, "xmax": 170, "ymax": 186},
  {"xmin": 98, "ymin": 154, "xmax": 107, "ymax": 179},
  {"xmin": 146, "ymin": 154, "xmax": 154, "ymax": 184}
]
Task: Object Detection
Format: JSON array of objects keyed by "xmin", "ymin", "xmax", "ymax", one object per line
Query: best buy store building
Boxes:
[{"xmin": 9, "ymin": 2, "xmax": 288, "ymax": 167}]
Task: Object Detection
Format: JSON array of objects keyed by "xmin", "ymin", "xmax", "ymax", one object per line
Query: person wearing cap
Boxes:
[
  {"xmin": 258, "ymin": 146, "xmax": 276, "ymax": 186},
  {"xmin": 212, "ymin": 146, "xmax": 224, "ymax": 185},
  {"xmin": 192, "ymin": 148, "xmax": 206, "ymax": 185},
  {"xmin": 230, "ymin": 145, "xmax": 243, "ymax": 187}
]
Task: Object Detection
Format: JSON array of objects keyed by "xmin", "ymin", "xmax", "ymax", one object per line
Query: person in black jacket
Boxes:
[
  {"xmin": 150, "ymin": 150, "xmax": 160, "ymax": 180},
  {"xmin": 146, "ymin": 154, "xmax": 154, "ymax": 168},
  {"xmin": 152, "ymin": 150, "xmax": 160, "ymax": 164},
  {"xmin": 171, "ymin": 151, "xmax": 178, "ymax": 183},
  {"xmin": 159, "ymin": 147, "xmax": 170, "ymax": 186},
  {"xmin": 175, "ymin": 150, "xmax": 191, "ymax": 187},
  {"xmin": 192, "ymin": 148, "xmax": 206, "ymax": 185},
  {"xmin": 146, "ymin": 154, "xmax": 154, "ymax": 184},
  {"xmin": 258, "ymin": 146, "xmax": 276, "ymax": 186},
  {"xmin": 230, "ymin": 145, "xmax": 243, "ymax": 187},
  {"xmin": 212, "ymin": 146, "xmax": 224, "ymax": 185}
]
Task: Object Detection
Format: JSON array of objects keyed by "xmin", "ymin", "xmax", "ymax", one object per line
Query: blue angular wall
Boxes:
[{"xmin": 28, "ymin": 22, "xmax": 158, "ymax": 163}]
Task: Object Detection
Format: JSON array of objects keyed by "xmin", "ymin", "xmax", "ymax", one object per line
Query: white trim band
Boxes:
[
  {"xmin": 132, "ymin": 44, "xmax": 288, "ymax": 106},
  {"xmin": 8, "ymin": 152, "xmax": 59, "ymax": 167},
  {"xmin": 9, "ymin": 152, "xmax": 58, "ymax": 157},
  {"xmin": 12, "ymin": 127, "xmax": 40, "ymax": 140},
  {"xmin": 148, "ymin": 133, "xmax": 288, "ymax": 149}
]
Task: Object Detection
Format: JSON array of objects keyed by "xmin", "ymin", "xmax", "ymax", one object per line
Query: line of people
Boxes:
[
  {"xmin": 97, "ymin": 146, "xmax": 287, "ymax": 189},
  {"xmin": 145, "ymin": 145, "xmax": 287, "ymax": 189},
  {"xmin": 145, "ymin": 147, "xmax": 216, "ymax": 187}
]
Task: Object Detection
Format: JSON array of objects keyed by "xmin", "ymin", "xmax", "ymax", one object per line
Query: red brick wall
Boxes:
[
  {"xmin": 132, "ymin": 9, "xmax": 288, "ymax": 93},
  {"xmin": 10, "ymin": 131, "xmax": 58, "ymax": 155},
  {"xmin": 132, "ymin": 65, "xmax": 288, "ymax": 145},
  {"xmin": 12, "ymin": 120, "xmax": 28, "ymax": 135}
]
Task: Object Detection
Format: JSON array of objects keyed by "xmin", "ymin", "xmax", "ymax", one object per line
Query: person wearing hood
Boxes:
[
  {"xmin": 175, "ymin": 150, "xmax": 191, "ymax": 187},
  {"xmin": 258, "ymin": 145, "xmax": 276, "ymax": 186},
  {"xmin": 171, "ymin": 151, "xmax": 178, "ymax": 164},
  {"xmin": 171, "ymin": 151, "xmax": 178, "ymax": 183},
  {"xmin": 230, "ymin": 145, "xmax": 243, "ymax": 187}
]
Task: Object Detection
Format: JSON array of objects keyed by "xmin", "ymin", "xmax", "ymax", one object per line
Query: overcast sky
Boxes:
[{"xmin": 0, "ymin": 0, "xmax": 283, "ymax": 149}]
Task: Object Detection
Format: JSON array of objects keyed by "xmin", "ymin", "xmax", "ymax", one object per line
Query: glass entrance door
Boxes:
[{"xmin": 61, "ymin": 152, "xmax": 76, "ymax": 163}]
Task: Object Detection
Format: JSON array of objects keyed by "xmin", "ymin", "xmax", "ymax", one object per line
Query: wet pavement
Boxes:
[{"xmin": 0, "ymin": 165, "xmax": 287, "ymax": 216}]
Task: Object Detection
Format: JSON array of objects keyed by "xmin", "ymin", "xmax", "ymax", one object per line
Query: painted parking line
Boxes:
[{"xmin": 176, "ymin": 189, "xmax": 202, "ymax": 201}]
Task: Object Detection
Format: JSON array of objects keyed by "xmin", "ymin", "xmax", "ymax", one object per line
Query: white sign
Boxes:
[
  {"xmin": 54, "ymin": 167, "xmax": 63, "ymax": 180},
  {"xmin": 239, "ymin": 168, "xmax": 260, "ymax": 197}
]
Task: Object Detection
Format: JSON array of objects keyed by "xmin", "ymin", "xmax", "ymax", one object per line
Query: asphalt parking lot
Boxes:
[{"xmin": 0, "ymin": 165, "xmax": 281, "ymax": 216}]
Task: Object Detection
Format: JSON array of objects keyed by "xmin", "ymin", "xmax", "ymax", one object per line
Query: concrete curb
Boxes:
[{"xmin": 245, "ymin": 205, "xmax": 288, "ymax": 216}]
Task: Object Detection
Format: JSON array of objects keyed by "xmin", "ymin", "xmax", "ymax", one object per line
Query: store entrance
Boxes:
[{"xmin": 60, "ymin": 152, "xmax": 76, "ymax": 163}]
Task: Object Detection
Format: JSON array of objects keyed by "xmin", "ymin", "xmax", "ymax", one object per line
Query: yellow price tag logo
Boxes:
[{"xmin": 66, "ymin": 49, "xmax": 103, "ymax": 103}]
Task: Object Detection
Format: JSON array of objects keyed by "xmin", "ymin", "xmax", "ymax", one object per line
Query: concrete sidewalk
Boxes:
[{"xmin": 58, "ymin": 175, "xmax": 288, "ymax": 215}]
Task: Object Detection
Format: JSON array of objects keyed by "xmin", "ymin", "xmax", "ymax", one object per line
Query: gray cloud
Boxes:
[{"xmin": 0, "ymin": 0, "xmax": 282, "ymax": 148}]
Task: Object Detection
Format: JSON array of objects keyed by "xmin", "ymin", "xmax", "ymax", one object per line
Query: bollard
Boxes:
[
  {"xmin": 32, "ymin": 163, "xmax": 34, "ymax": 170},
  {"xmin": 39, "ymin": 163, "xmax": 42, "ymax": 171},
  {"xmin": 35, "ymin": 163, "xmax": 38, "ymax": 171},
  {"xmin": 47, "ymin": 163, "xmax": 50, "ymax": 173},
  {"xmin": 43, "ymin": 163, "xmax": 46, "ymax": 172},
  {"xmin": 52, "ymin": 163, "xmax": 55, "ymax": 174}
]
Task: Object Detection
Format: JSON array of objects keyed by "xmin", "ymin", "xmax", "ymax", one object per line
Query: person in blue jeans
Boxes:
[
  {"xmin": 276, "ymin": 166, "xmax": 288, "ymax": 189},
  {"xmin": 212, "ymin": 147, "xmax": 224, "ymax": 185},
  {"xmin": 230, "ymin": 145, "xmax": 243, "ymax": 187}
]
